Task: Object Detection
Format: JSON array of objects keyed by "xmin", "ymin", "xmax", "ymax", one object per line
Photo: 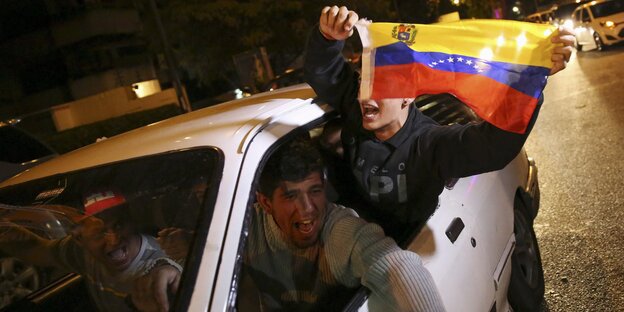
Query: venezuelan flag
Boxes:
[{"xmin": 356, "ymin": 20, "xmax": 558, "ymax": 134}]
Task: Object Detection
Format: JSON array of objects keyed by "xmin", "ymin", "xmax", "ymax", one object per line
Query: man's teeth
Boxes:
[
  {"xmin": 296, "ymin": 220, "xmax": 313, "ymax": 232},
  {"xmin": 363, "ymin": 106, "xmax": 378, "ymax": 116}
]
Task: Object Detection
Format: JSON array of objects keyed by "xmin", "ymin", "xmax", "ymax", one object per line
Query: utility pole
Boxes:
[{"xmin": 148, "ymin": 0, "xmax": 191, "ymax": 112}]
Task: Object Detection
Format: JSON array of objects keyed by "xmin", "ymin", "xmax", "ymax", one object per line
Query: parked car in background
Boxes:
[
  {"xmin": 260, "ymin": 68, "xmax": 305, "ymax": 92},
  {"xmin": 0, "ymin": 122, "xmax": 56, "ymax": 182},
  {"xmin": 572, "ymin": 0, "xmax": 624, "ymax": 51},
  {"xmin": 0, "ymin": 85, "xmax": 543, "ymax": 311},
  {"xmin": 526, "ymin": 8, "xmax": 556, "ymax": 24}
]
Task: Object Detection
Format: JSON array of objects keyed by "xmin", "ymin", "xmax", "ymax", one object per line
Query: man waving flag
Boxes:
[{"xmin": 355, "ymin": 20, "xmax": 558, "ymax": 134}]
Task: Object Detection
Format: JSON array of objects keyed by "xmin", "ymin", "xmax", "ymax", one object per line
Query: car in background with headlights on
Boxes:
[{"xmin": 572, "ymin": 0, "xmax": 624, "ymax": 51}]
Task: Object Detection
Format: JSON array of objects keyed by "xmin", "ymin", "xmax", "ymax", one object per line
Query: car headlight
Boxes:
[{"xmin": 601, "ymin": 20, "xmax": 615, "ymax": 29}]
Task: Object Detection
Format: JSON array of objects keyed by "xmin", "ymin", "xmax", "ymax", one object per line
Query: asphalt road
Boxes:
[{"xmin": 525, "ymin": 44, "xmax": 624, "ymax": 312}]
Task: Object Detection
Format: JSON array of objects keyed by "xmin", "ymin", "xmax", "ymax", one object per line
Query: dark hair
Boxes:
[{"xmin": 258, "ymin": 138, "xmax": 325, "ymax": 198}]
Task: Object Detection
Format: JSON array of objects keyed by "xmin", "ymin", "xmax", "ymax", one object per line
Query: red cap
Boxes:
[{"xmin": 82, "ymin": 189, "xmax": 126, "ymax": 216}]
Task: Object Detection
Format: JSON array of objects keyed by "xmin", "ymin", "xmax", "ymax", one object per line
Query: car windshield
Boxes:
[
  {"xmin": 553, "ymin": 2, "xmax": 586, "ymax": 20},
  {"xmin": 0, "ymin": 148, "xmax": 222, "ymax": 310},
  {"xmin": 590, "ymin": 0, "xmax": 624, "ymax": 18}
]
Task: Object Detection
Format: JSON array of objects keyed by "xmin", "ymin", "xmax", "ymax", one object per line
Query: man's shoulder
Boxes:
[
  {"xmin": 326, "ymin": 203, "xmax": 359, "ymax": 220},
  {"xmin": 322, "ymin": 203, "xmax": 367, "ymax": 238}
]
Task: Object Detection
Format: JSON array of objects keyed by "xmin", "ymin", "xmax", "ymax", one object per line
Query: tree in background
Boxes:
[
  {"xmin": 461, "ymin": 0, "xmax": 496, "ymax": 19},
  {"xmin": 139, "ymin": 0, "xmax": 498, "ymax": 100},
  {"xmin": 137, "ymin": 1, "xmax": 399, "ymax": 96}
]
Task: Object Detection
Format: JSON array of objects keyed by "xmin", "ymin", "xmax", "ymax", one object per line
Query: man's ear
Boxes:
[
  {"xmin": 256, "ymin": 191, "xmax": 273, "ymax": 215},
  {"xmin": 402, "ymin": 98, "xmax": 415, "ymax": 108}
]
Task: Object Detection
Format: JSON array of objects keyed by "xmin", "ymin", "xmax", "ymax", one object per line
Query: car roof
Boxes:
[
  {"xmin": 554, "ymin": 1, "xmax": 588, "ymax": 17},
  {"xmin": 577, "ymin": 0, "xmax": 612, "ymax": 9},
  {"xmin": 1, "ymin": 84, "xmax": 317, "ymax": 186}
]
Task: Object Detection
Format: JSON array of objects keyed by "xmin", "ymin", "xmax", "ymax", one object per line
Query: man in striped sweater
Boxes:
[{"xmin": 239, "ymin": 138, "xmax": 445, "ymax": 311}]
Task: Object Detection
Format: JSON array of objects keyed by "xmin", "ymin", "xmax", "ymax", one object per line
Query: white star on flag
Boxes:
[{"xmin": 426, "ymin": 54, "xmax": 491, "ymax": 74}]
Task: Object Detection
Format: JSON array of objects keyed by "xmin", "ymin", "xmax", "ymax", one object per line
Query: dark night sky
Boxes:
[{"xmin": 0, "ymin": 0, "xmax": 50, "ymax": 42}]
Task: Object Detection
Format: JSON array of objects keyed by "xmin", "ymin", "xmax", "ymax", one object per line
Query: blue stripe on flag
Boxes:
[{"xmin": 375, "ymin": 42, "xmax": 549, "ymax": 99}]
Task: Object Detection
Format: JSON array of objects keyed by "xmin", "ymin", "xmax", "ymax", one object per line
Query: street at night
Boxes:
[{"xmin": 526, "ymin": 45, "xmax": 624, "ymax": 311}]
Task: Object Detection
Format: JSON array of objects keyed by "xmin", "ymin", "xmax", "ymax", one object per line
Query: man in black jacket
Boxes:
[{"xmin": 304, "ymin": 5, "xmax": 575, "ymax": 240}]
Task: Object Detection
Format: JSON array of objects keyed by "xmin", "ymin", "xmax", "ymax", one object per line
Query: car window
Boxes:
[
  {"xmin": 231, "ymin": 124, "xmax": 361, "ymax": 312},
  {"xmin": 582, "ymin": 8, "xmax": 591, "ymax": 22},
  {"xmin": 0, "ymin": 148, "xmax": 222, "ymax": 310},
  {"xmin": 590, "ymin": 0, "xmax": 624, "ymax": 18}
]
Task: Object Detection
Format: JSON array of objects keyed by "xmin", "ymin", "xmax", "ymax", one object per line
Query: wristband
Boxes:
[{"xmin": 143, "ymin": 257, "xmax": 183, "ymax": 276}]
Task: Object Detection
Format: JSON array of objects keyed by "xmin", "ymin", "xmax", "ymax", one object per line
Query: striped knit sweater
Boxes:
[{"xmin": 241, "ymin": 202, "xmax": 445, "ymax": 311}]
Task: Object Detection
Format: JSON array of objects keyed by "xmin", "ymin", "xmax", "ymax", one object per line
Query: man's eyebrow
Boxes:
[{"xmin": 281, "ymin": 188, "xmax": 298, "ymax": 196}]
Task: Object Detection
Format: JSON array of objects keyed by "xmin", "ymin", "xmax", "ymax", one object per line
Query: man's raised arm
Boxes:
[
  {"xmin": 304, "ymin": 6, "xmax": 360, "ymax": 111},
  {"xmin": 325, "ymin": 206, "xmax": 445, "ymax": 311}
]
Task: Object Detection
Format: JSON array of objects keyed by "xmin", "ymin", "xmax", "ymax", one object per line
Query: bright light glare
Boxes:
[
  {"xmin": 512, "ymin": 6, "xmax": 519, "ymax": 13},
  {"xmin": 479, "ymin": 47, "xmax": 494, "ymax": 60},
  {"xmin": 453, "ymin": 0, "xmax": 460, "ymax": 4},
  {"xmin": 516, "ymin": 33, "xmax": 527, "ymax": 47},
  {"xmin": 543, "ymin": 29, "xmax": 553, "ymax": 37},
  {"xmin": 564, "ymin": 19, "xmax": 574, "ymax": 29},
  {"xmin": 497, "ymin": 34, "xmax": 505, "ymax": 46},
  {"xmin": 132, "ymin": 80, "xmax": 161, "ymax": 98},
  {"xmin": 605, "ymin": 21, "xmax": 614, "ymax": 28}
]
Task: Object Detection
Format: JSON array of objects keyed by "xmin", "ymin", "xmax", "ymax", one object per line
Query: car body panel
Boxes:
[{"xmin": 404, "ymin": 152, "xmax": 526, "ymax": 312}]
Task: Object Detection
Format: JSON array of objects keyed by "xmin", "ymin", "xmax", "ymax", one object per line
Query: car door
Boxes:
[{"xmin": 575, "ymin": 8, "xmax": 597, "ymax": 47}]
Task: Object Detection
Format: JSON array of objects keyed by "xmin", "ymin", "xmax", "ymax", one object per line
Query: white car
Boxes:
[
  {"xmin": 0, "ymin": 85, "xmax": 542, "ymax": 312},
  {"xmin": 572, "ymin": 0, "xmax": 624, "ymax": 51}
]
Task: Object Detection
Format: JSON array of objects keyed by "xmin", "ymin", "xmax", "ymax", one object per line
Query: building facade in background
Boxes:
[{"xmin": 0, "ymin": 0, "xmax": 172, "ymax": 123}]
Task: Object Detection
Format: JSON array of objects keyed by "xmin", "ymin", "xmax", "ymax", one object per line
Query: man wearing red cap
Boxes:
[{"xmin": 0, "ymin": 189, "xmax": 181, "ymax": 312}]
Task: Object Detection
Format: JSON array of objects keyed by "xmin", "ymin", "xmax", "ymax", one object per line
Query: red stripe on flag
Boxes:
[{"xmin": 371, "ymin": 63, "xmax": 539, "ymax": 134}]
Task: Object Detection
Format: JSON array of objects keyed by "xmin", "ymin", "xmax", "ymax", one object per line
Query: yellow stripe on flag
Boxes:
[{"xmin": 366, "ymin": 20, "xmax": 557, "ymax": 68}]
